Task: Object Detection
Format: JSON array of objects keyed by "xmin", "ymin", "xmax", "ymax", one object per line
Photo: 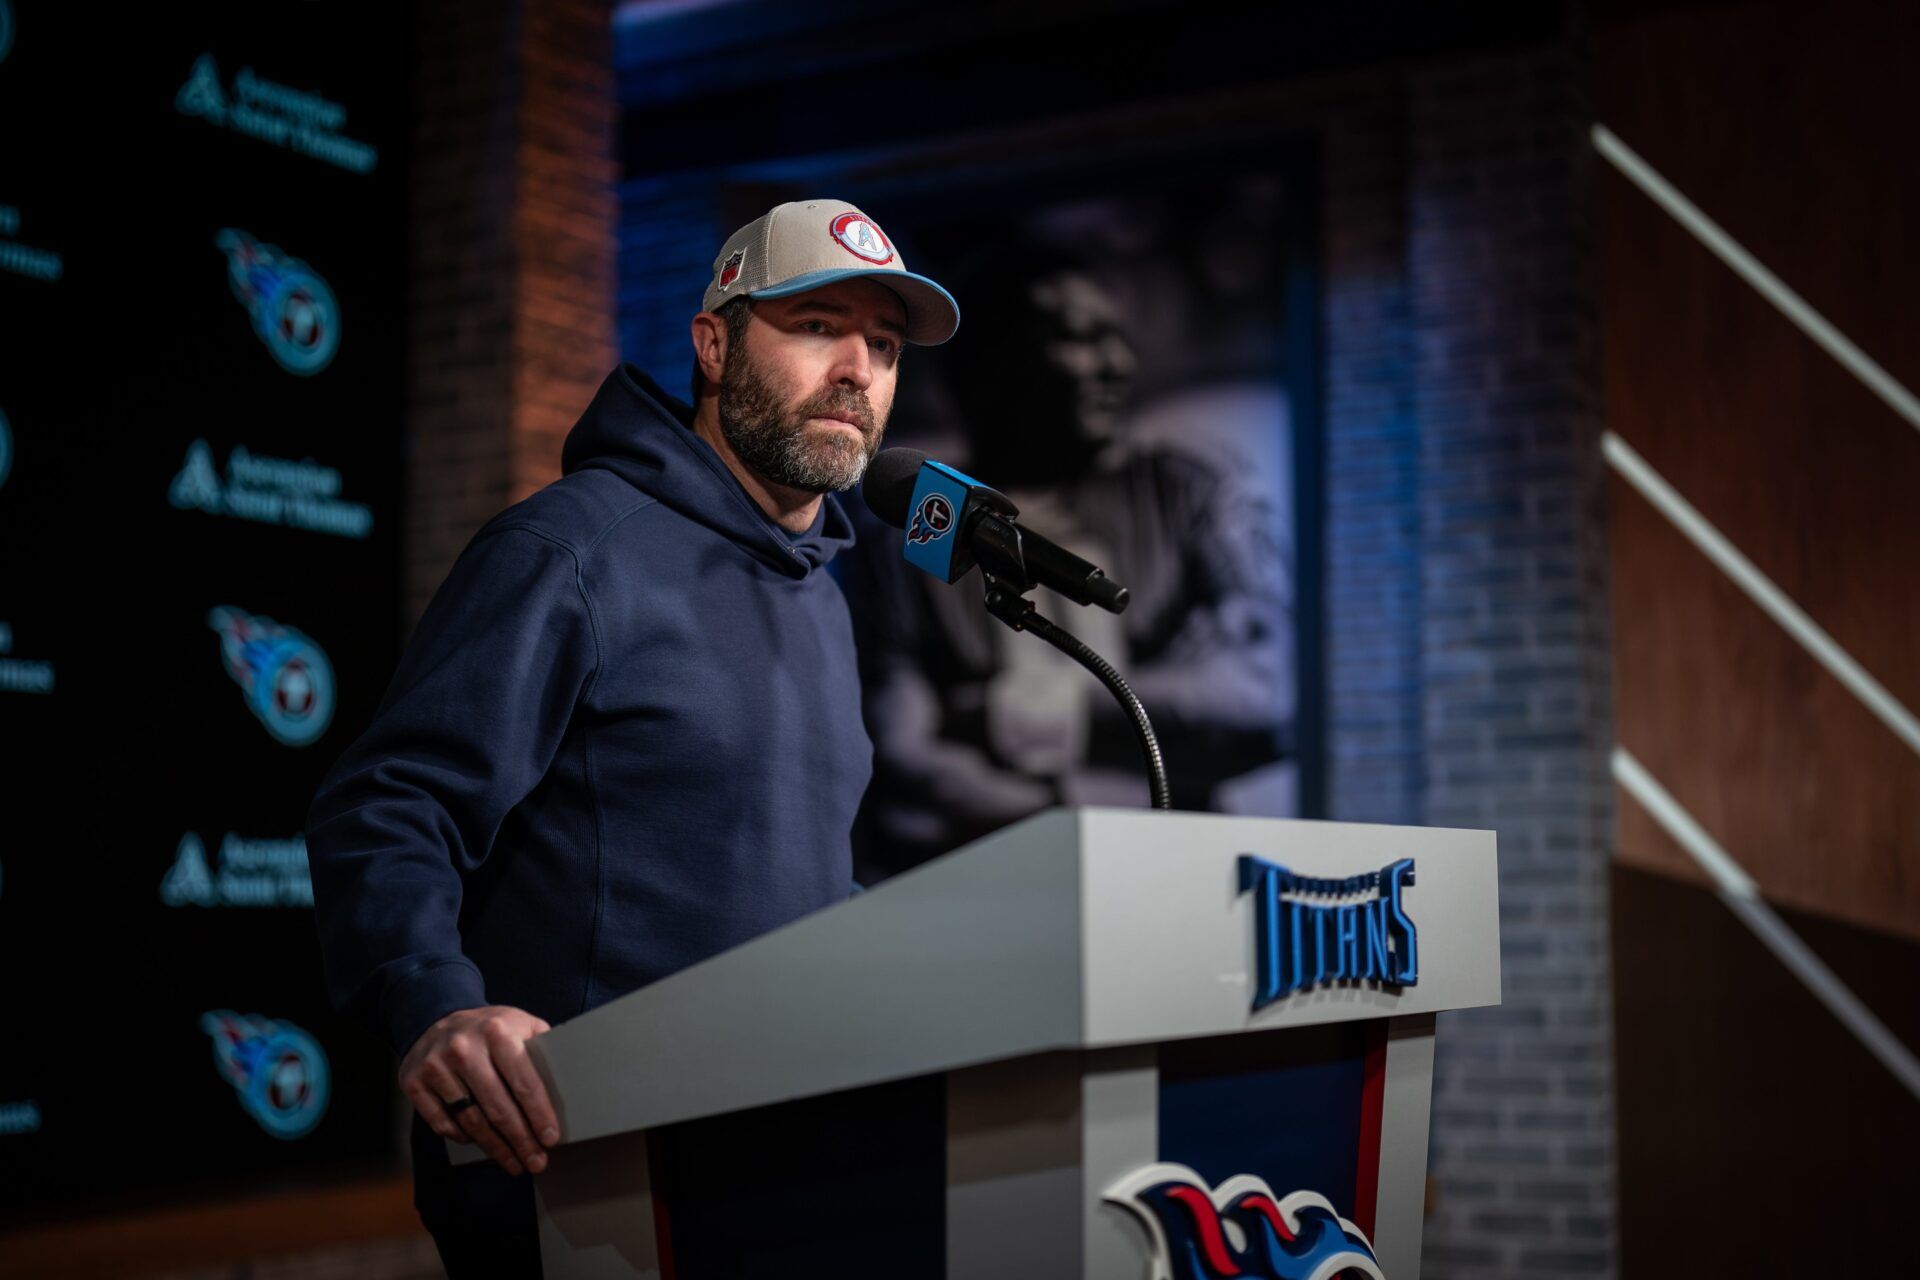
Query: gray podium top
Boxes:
[{"xmin": 528, "ymin": 807, "xmax": 1500, "ymax": 1147}]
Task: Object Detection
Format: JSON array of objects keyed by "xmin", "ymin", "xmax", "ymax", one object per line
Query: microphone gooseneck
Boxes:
[{"xmin": 863, "ymin": 447, "xmax": 1171, "ymax": 811}]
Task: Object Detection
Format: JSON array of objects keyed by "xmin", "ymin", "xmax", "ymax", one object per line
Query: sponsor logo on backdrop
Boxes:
[
  {"xmin": 174, "ymin": 53, "xmax": 379, "ymax": 174},
  {"xmin": 208, "ymin": 607, "xmax": 335, "ymax": 746},
  {"xmin": 169, "ymin": 439, "xmax": 372, "ymax": 539},
  {"xmin": 1105, "ymin": 1164, "xmax": 1384, "ymax": 1280},
  {"xmin": 201, "ymin": 1012, "xmax": 330, "ymax": 1140},
  {"xmin": 0, "ymin": 204, "xmax": 64, "ymax": 283},
  {"xmin": 0, "ymin": 1101, "xmax": 42, "ymax": 1137},
  {"xmin": 162, "ymin": 832, "xmax": 314, "ymax": 908},
  {"xmin": 216, "ymin": 229, "xmax": 340, "ymax": 375},
  {"xmin": 0, "ymin": 621, "xmax": 55, "ymax": 696},
  {"xmin": 1238, "ymin": 856, "xmax": 1418, "ymax": 1010}
]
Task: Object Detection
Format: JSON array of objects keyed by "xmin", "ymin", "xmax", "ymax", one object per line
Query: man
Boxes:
[
  {"xmin": 845, "ymin": 244, "xmax": 1292, "ymax": 872},
  {"xmin": 306, "ymin": 200, "xmax": 958, "ymax": 1274}
]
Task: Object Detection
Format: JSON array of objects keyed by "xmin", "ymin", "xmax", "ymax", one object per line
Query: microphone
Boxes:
[{"xmin": 861, "ymin": 447, "xmax": 1129, "ymax": 613}]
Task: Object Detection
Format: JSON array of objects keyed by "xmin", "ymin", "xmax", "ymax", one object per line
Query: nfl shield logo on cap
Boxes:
[{"xmin": 702, "ymin": 200, "xmax": 959, "ymax": 346}]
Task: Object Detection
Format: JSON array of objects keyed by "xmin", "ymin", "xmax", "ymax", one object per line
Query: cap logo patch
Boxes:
[
  {"xmin": 830, "ymin": 212, "xmax": 894, "ymax": 265},
  {"xmin": 718, "ymin": 249, "xmax": 744, "ymax": 290}
]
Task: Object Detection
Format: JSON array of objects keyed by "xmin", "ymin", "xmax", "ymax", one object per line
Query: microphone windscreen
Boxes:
[{"xmin": 861, "ymin": 447, "xmax": 929, "ymax": 529}]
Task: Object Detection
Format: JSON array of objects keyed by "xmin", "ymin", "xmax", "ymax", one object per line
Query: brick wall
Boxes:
[
  {"xmin": 405, "ymin": 0, "xmax": 616, "ymax": 625},
  {"xmin": 1321, "ymin": 16, "xmax": 1618, "ymax": 1277},
  {"xmin": 1322, "ymin": 92, "xmax": 1424, "ymax": 831}
]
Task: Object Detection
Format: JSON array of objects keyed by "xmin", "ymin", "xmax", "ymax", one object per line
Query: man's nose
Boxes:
[{"xmin": 831, "ymin": 336, "xmax": 874, "ymax": 390}]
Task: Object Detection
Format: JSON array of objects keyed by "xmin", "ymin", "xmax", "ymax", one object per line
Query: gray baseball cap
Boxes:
[{"xmin": 702, "ymin": 199, "xmax": 960, "ymax": 345}]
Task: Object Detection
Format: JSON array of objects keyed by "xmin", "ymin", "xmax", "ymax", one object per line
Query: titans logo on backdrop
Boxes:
[
  {"xmin": 1107, "ymin": 1165, "xmax": 1384, "ymax": 1280},
  {"xmin": 201, "ymin": 1011, "xmax": 330, "ymax": 1140},
  {"xmin": 1238, "ymin": 855, "xmax": 1418, "ymax": 1010},
  {"xmin": 215, "ymin": 229, "xmax": 340, "ymax": 375},
  {"xmin": 208, "ymin": 606, "xmax": 335, "ymax": 747}
]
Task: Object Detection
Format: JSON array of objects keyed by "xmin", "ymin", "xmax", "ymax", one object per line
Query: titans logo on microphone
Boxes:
[
  {"xmin": 208, "ymin": 606, "xmax": 336, "ymax": 747},
  {"xmin": 1106, "ymin": 1164, "xmax": 1384, "ymax": 1280},
  {"xmin": 201, "ymin": 1011, "xmax": 330, "ymax": 1140},
  {"xmin": 215, "ymin": 229, "xmax": 341, "ymax": 375},
  {"xmin": 907, "ymin": 492, "xmax": 955, "ymax": 545}
]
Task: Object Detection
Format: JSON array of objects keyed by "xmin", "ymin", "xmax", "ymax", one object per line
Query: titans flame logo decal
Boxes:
[
  {"xmin": 907, "ymin": 492, "xmax": 955, "ymax": 545},
  {"xmin": 202, "ymin": 1011, "xmax": 330, "ymax": 1140},
  {"xmin": 1106, "ymin": 1164, "xmax": 1385, "ymax": 1280},
  {"xmin": 208, "ymin": 606, "xmax": 336, "ymax": 747},
  {"xmin": 215, "ymin": 228, "xmax": 341, "ymax": 375}
]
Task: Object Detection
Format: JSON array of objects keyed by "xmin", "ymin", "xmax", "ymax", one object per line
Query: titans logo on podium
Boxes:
[
  {"xmin": 1238, "ymin": 855, "xmax": 1418, "ymax": 1010},
  {"xmin": 1106, "ymin": 1164, "xmax": 1384, "ymax": 1280}
]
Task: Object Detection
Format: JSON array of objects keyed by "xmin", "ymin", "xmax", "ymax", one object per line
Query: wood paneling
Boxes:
[
  {"xmin": 1610, "ymin": 864, "xmax": 1920, "ymax": 1275},
  {"xmin": 1600, "ymin": 0, "xmax": 1920, "ymax": 938},
  {"xmin": 0, "ymin": 1177, "xmax": 426, "ymax": 1279}
]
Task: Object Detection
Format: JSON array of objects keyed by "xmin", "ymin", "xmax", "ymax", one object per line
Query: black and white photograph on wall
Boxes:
[{"xmin": 839, "ymin": 170, "xmax": 1316, "ymax": 878}]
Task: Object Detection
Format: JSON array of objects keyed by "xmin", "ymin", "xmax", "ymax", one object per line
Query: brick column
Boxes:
[
  {"xmin": 1408, "ymin": 31, "xmax": 1618, "ymax": 1280},
  {"xmin": 406, "ymin": 0, "xmax": 616, "ymax": 624},
  {"xmin": 1322, "ymin": 94, "xmax": 1424, "ymax": 829}
]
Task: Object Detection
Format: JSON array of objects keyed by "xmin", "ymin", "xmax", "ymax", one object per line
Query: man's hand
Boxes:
[{"xmin": 401, "ymin": 1005, "xmax": 559, "ymax": 1175}]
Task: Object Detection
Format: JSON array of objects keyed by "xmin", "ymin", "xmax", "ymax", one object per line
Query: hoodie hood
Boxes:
[{"xmin": 560, "ymin": 362, "xmax": 856, "ymax": 576}]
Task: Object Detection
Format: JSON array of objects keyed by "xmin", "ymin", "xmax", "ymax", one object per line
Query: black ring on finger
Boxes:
[{"xmin": 445, "ymin": 1095, "xmax": 478, "ymax": 1116}]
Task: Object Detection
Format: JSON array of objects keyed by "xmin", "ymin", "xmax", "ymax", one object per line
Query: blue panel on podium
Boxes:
[
  {"xmin": 652, "ymin": 1073, "xmax": 946, "ymax": 1278},
  {"xmin": 1157, "ymin": 1024, "xmax": 1370, "ymax": 1222}
]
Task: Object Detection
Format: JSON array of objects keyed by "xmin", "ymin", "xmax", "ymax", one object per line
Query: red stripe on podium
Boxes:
[{"xmin": 1352, "ymin": 1020, "xmax": 1389, "ymax": 1238}]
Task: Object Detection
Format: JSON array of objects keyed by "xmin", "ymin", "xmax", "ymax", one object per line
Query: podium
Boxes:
[{"xmin": 481, "ymin": 807, "xmax": 1499, "ymax": 1278}]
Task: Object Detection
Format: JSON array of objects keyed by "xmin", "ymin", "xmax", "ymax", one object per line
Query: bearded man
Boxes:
[{"xmin": 305, "ymin": 201, "xmax": 959, "ymax": 1276}]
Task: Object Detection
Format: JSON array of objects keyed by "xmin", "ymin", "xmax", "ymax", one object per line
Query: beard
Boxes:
[{"xmin": 717, "ymin": 341, "xmax": 885, "ymax": 494}]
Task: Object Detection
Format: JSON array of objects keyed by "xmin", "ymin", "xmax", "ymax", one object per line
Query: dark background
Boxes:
[{"xmin": 0, "ymin": 2, "xmax": 408, "ymax": 1211}]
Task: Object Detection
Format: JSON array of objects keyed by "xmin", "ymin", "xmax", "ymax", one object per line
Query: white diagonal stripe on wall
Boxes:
[
  {"xmin": 1612, "ymin": 747, "xmax": 1920, "ymax": 1101},
  {"xmin": 1593, "ymin": 123, "xmax": 1920, "ymax": 437},
  {"xmin": 1603, "ymin": 431, "xmax": 1920, "ymax": 758}
]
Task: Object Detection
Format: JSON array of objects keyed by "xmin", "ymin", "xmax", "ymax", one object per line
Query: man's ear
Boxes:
[{"xmin": 690, "ymin": 311, "xmax": 729, "ymax": 389}]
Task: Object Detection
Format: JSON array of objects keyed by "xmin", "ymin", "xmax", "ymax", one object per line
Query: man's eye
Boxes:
[
  {"xmin": 871, "ymin": 337, "xmax": 895, "ymax": 354},
  {"xmin": 801, "ymin": 319, "xmax": 829, "ymax": 334}
]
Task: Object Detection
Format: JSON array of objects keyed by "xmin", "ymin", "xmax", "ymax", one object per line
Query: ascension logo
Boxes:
[
  {"xmin": 0, "ymin": 1, "xmax": 13, "ymax": 67},
  {"xmin": 201, "ymin": 1011, "xmax": 330, "ymax": 1140},
  {"xmin": 162, "ymin": 831, "xmax": 314, "ymax": 909},
  {"xmin": 907, "ymin": 492, "xmax": 955, "ymax": 545},
  {"xmin": 208, "ymin": 606, "xmax": 335, "ymax": 747},
  {"xmin": 0, "ymin": 620, "xmax": 54, "ymax": 696},
  {"xmin": 1105, "ymin": 1164, "xmax": 1383, "ymax": 1280},
  {"xmin": 0, "ymin": 405, "xmax": 11, "ymax": 490},
  {"xmin": 170, "ymin": 438, "xmax": 373, "ymax": 539},
  {"xmin": 216, "ymin": 229, "xmax": 341, "ymax": 376},
  {"xmin": 175, "ymin": 52, "xmax": 379, "ymax": 174}
]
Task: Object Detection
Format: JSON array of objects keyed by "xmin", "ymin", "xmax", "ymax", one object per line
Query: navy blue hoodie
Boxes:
[{"xmin": 307, "ymin": 363, "xmax": 872, "ymax": 1057}]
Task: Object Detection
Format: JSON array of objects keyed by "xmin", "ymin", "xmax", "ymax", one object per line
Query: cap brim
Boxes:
[{"xmin": 750, "ymin": 267, "xmax": 960, "ymax": 346}]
